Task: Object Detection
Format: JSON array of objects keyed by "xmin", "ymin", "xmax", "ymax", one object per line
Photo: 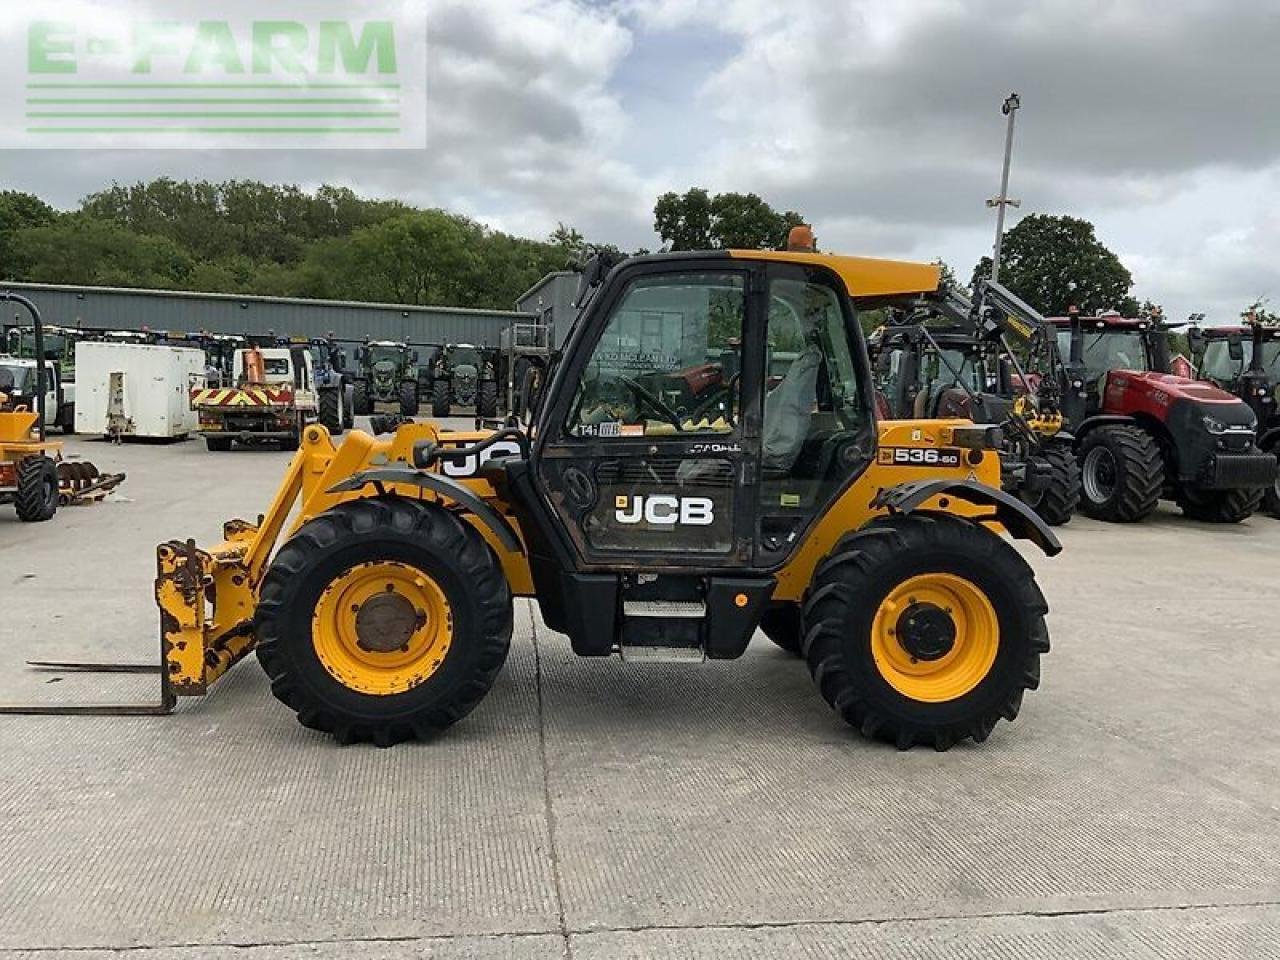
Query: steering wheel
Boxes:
[
  {"xmin": 688, "ymin": 372, "xmax": 740, "ymax": 426},
  {"xmin": 618, "ymin": 376, "xmax": 682, "ymax": 429}
]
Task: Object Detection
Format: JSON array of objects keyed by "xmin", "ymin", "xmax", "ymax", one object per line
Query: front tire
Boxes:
[
  {"xmin": 15, "ymin": 455, "xmax": 58, "ymax": 522},
  {"xmin": 352, "ymin": 380, "xmax": 372, "ymax": 416},
  {"xmin": 399, "ymin": 380, "xmax": 420, "ymax": 417},
  {"xmin": 803, "ymin": 515, "xmax": 1049, "ymax": 750},
  {"xmin": 1176, "ymin": 486, "xmax": 1263, "ymax": 523},
  {"xmin": 255, "ymin": 498, "xmax": 513, "ymax": 746},
  {"xmin": 342, "ymin": 384, "xmax": 355, "ymax": 430},
  {"xmin": 1263, "ymin": 446, "xmax": 1280, "ymax": 519},
  {"xmin": 432, "ymin": 380, "xmax": 451, "ymax": 418},
  {"xmin": 1029, "ymin": 443, "xmax": 1081, "ymax": 526},
  {"xmin": 477, "ymin": 380, "xmax": 499, "ymax": 419},
  {"xmin": 1079, "ymin": 425, "xmax": 1163, "ymax": 522},
  {"xmin": 318, "ymin": 388, "xmax": 343, "ymax": 435},
  {"xmin": 519, "ymin": 363, "xmax": 543, "ymax": 421}
]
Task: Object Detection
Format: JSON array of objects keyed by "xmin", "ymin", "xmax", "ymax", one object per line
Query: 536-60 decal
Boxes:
[{"xmin": 877, "ymin": 447, "xmax": 962, "ymax": 468}]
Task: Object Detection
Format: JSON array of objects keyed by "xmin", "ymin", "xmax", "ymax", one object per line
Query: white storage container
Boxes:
[{"xmin": 74, "ymin": 342, "xmax": 205, "ymax": 439}]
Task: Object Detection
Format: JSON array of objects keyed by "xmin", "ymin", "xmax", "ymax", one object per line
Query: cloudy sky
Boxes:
[{"xmin": 3, "ymin": 0, "xmax": 1278, "ymax": 322}]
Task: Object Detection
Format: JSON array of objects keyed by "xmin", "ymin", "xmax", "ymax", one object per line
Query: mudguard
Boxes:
[
  {"xmin": 1072, "ymin": 413, "xmax": 1135, "ymax": 440},
  {"xmin": 327, "ymin": 468, "xmax": 523, "ymax": 553},
  {"xmin": 872, "ymin": 478, "xmax": 1063, "ymax": 557}
]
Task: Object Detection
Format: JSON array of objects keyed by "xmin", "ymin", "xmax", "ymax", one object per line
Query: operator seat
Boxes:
[
  {"xmin": 762, "ymin": 345, "xmax": 822, "ymax": 474},
  {"xmin": 912, "ymin": 384, "xmax": 930, "ymax": 419}
]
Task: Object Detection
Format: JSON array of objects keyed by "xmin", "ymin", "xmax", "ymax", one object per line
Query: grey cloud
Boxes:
[{"xmin": 806, "ymin": 1, "xmax": 1280, "ymax": 178}]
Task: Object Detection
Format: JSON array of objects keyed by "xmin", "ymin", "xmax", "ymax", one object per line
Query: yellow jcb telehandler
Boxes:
[{"xmin": 3, "ymin": 251, "xmax": 1059, "ymax": 748}]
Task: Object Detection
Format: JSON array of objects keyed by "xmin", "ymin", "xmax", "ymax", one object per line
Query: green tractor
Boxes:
[
  {"xmin": 428, "ymin": 343, "xmax": 499, "ymax": 418},
  {"xmin": 352, "ymin": 340, "xmax": 420, "ymax": 417}
]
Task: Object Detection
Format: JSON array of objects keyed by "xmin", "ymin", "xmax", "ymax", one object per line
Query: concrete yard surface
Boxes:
[{"xmin": 0, "ymin": 426, "xmax": 1277, "ymax": 958}]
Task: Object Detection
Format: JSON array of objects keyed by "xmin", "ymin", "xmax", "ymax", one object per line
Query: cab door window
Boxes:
[
  {"xmin": 758, "ymin": 272, "xmax": 872, "ymax": 559},
  {"xmin": 567, "ymin": 273, "xmax": 743, "ymax": 438}
]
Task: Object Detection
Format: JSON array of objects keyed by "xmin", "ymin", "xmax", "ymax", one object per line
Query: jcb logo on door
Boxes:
[
  {"xmin": 877, "ymin": 447, "xmax": 962, "ymax": 468},
  {"xmin": 615, "ymin": 495, "xmax": 715, "ymax": 526}
]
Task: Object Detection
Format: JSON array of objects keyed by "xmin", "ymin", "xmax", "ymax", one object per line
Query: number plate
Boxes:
[{"xmin": 877, "ymin": 447, "xmax": 963, "ymax": 468}]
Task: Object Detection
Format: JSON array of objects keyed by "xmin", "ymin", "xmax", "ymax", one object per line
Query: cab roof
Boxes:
[
  {"xmin": 1197, "ymin": 325, "xmax": 1280, "ymax": 338},
  {"xmin": 616, "ymin": 249, "xmax": 942, "ymax": 300},
  {"xmin": 730, "ymin": 250, "xmax": 942, "ymax": 299}
]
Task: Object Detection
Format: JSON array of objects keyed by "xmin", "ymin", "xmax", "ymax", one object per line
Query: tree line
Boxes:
[
  {"xmin": 0, "ymin": 180, "xmax": 585, "ymax": 311},
  {"xmin": 0, "ymin": 177, "xmax": 1193, "ymax": 321}
]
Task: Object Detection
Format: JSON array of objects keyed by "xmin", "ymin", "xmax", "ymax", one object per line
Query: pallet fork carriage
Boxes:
[
  {"xmin": 1, "ymin": 249, "xmax": 1062, "ymax": 749},
  {"xmin": 0, "ymin": 423, "xmax": 510, "ymax": 717}
]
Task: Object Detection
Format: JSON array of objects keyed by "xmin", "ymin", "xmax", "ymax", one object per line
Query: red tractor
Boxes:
[{"xmin": 1053, "ymin": 309, "xmax": 1277, "ymax": 523}]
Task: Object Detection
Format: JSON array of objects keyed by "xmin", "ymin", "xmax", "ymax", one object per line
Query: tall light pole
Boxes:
[{"xmin": 986, "ymin": 92, "xmax": 1022, "ymax": 283}]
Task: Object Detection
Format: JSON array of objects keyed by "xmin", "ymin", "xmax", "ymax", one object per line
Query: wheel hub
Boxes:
[
  {"xmin": 870, "ymin": 573, "xmax": 1000, "ymax": 703},
  {"xmin": 312, "ymin": 560, "xmax": 454, "ymax": 696},
  {"xmin": 1082, "ymin": 446, "xmax": 1117, "ymax": 503},
  {"xmin": 896, "ymin": 602, "xmax": 956, "ymax": 661},
  {"xmin": 354, "ymin": 590, "xmax": 423, "ymax": 653}
]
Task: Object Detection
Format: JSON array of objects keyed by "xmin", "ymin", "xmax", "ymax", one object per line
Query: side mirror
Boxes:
[
  {"xmin": 1187, "ymin": 327, "xmax": 1205, "ymax": 354},
  {"xmin": 1228, "ymin": 336, "xmax": 1244, "ymax": 362}
]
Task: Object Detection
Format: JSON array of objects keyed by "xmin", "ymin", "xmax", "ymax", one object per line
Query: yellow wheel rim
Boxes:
[
  {"xmin": 870, "ymin": 573, "xmax": 999, "ymax": 703},
  {"xmin": 312, "ymin": 560, "xmax": 453, "ymax": 696}
]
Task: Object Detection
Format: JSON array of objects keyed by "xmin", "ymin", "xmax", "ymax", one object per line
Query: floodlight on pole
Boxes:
[{"xmin": 987, "ymin": 92, "xmax": 1022, "ymax": 284}]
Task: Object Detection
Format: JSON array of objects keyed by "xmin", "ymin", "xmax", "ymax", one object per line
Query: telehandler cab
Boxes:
[{"xmin": 3, "ymin": 251, "xmax": 1060, "ymax": 750}]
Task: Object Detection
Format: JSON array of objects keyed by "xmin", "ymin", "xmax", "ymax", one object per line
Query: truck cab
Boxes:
[
  {"xmin": 233, "ymin": 347, "xmax": 315, "ymax": 390},
  {"xmin": 194, "ymin": 347, "xmax": 318, "ymax": 451},
  {"xmin": 0, "ymin": 356, "xmax": 73, "ymax": 433}
]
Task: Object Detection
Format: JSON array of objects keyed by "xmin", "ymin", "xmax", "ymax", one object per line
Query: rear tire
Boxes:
[
  {"xmin": 759, "ymin": 605, "xmax": 803, "ymax": 656},
  {"xmin": 1176, "ymin": 486, "xmax": 1263, "ymax": 523},
  {"xmin": 1030, "ymin": 443, "xmax": 1081, "ymax": 526},
  {"xmin": 255, "ymin": 498, "xmax": 513, "ymax": 746},
  {"xmin": 205, "ymin": 436, "xmax": 233, "ymax": 452},
  {"xmin": 399, "ymin": 380, "xmax": 420, "ymax": 417},
  {"xmin": 432, "ymin": 380, "xmax": 451, "ymax": 418},
  {"xmin": 319, "ymin": 388, "xmax": 343, "ymax": 435},
  {"xmin": 1078, "ymin": 425, "xmax": 1163, "ymax": 522},
  {"xmin": 803, "ymin": 514, "xmax": 1049, "ymax": 751},
  {"xmin": 15, "ymin": 455, "xmax": 58, "ymax": 522},
  {"xmin": 477, "ymin": 380, "xmax": 499, "ymax": 419}
]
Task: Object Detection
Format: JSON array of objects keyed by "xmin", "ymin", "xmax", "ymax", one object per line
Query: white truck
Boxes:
[
  {"xmin": 190, "ymin": 346, "xmax": 320, "ymax": 451},
  {"xmin": 0, "ymin": 356, "xmax": 75, "ymax": 433},
  {"xmin": 75, "ymin": 341, "xmax": 205, "ymax": 440}
]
